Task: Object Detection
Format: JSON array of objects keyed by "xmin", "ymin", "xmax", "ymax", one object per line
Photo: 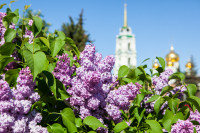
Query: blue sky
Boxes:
[{"xmin": 1, "ymin": 0, "xmax": 200, "ymax": 74}]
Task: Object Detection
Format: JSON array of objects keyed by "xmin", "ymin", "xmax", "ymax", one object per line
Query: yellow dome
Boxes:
[
  {"xmin": 165, "ymin": 46, "xmax": 179, "ymax": 62},
  {"xmin": 167, "ymin": 61, "xmax": 174, "ymax": 67},
  {"xmin": 186, "ymin": 61, "xmax": 193, "ymax": 69},
  {"xmin": 153, "ymin": 61, "xmax": 160, "ymax": 69}
]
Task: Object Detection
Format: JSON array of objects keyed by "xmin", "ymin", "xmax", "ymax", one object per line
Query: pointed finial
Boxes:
[
  {"xmin": 170, "ymin": 44, "xmax": 174, "ymax": 51},
  {"xmin": 188, "ymin": 57, "xmax": 191, "ymax": 62},
  {"xmin": 124, "ymin": 1, "xmax": 127, "ymax": 27}
]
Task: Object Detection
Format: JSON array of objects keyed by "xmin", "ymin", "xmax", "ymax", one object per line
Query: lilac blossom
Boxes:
[
  {"xmin": 143, "ymin": 69, "xmax": 186, "ymax": 113},
  {"xmin": 23, "ymin": 28, "xmax": 34, "ymax": 43},
  {"xmin": 0, "ymin": 12, "xmax": 7, "ymax": 46},
  {"xmin": 0, "ymin": 67, "xmax": 47, "ymax": 133},
  {"xmin": 0, "ymin": 12, "xmax": 15, "ymax": 46},
  {"xmin": 171, "ymin": 120, "xmax": 194, "ymax": 133},
  {"xmin": 53, "ymin": 44, "xmax": 141, "ymax": 129},
  {"xmin": 28, "ymin": 19, "xmax": 33, "ymax": 26}
]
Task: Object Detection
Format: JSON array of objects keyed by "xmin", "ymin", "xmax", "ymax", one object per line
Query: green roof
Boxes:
[
  {"xmin": 122, "ymin": 26, "xmax": 128, "ymax": 29},
  {"xmin": 118, "ymin": 35, "xmax": 133, "ymax": 39}
]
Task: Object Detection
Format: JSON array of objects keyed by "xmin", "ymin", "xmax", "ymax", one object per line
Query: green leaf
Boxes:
[
  {"xmin": 187, "ymin": 96, "xmax": 200, "ymax": 113},
  {"xmin": 56, "ymin": 31, "xmax": 66, "ymax": 41},
  {"xmin": 194, "ymin": 127, "xmax": 197, "ymax": 133},
  {"xmin": 133, "ymin": 108, "xmax": 146, "ymax": 124},
  {"xmin": 75, "ymin": 118, "xmax": 82, "ymax": 127},
  {"xmin": 5, "ymin": 69, "xmax": 19, "ymax": 87},
  {"xmin": 65, "ymin": 37, "xmax": 80, "ymax": 59},
  {"xmin": 47, "ymin": 123, "xmax": 66, "ymax": 133},
  {"xmin": 146, "ymin": 95, "xmax": 160, "ymax": 103},
  {"xmin": 48, "ymin": 62, "xmax": 56, "ymax": 72},
  {"xmin": 25, "ymin": 42, "xmax": 40, "ymax": 53},
  {"xmin": 23, "ymin": 50, "xmax": 48, "ymax": 80},
  {"xmin": 21, "ymin": 38, "xmax": 29, "ymax": 48},
  {"xmin": 156, "ymin": 57, "xmax": 165, "ymax": 70},
  {"xmin": 50, "ymin": 38, "xmax": 65, "ymax": 57},
  {"xmin": 83, "ymin": 116, "xmax": 106, "ymax": 130},
  {"xmin": 64, "ymin": 51, "xmax": 74, "ymax": 67},
  {"xmin": 24, "ymin": 5, "xmax": 31, "ymax": 10},
  {"xmin": 118, "ymin": 65, "xmax": 129, "ymax": 78},
  {"xmin": 154, "ymin": 97, "xmax": 165, "ymax": 114},
  {"xmin": 0, "ymin": 56, "xmax": 14, "ymax": 73},
  {"xmin": 32, "ymin": 16, "xmax": 43, "ymax": 35},
  {"xmin": 61, "ymin": 108, "xmax": 77, "ymax": 133},
  {"xmin": 162, "ymin": 110, "xmax": 184, "ymax": 131},
  {"xmin": 162, "ymin": 109, "xmax": 173, "ymax": 131},
  {"xmin": 56, "ymin": 79, "xmax": 70, "ymax": 100},
  {"xmin": 3, "ymin": 12, "xmax": 16, "ymax": 28},
  {"xmin": 88, "ymin": 131, "xmax": 96, "ymax": 133},
  {"xmin": 0, "ymin": 3, "xmax": 6, "ymax": 9},
  {"xmin": 173, "ymin": 112, "xmax": 184, "ymax": 123},
  {"xmin": 42, "ymin": 71, "xmax": 57, "ymax": 99},
  {"xmin": 12, "ymin": 9, "xmax": 19, "ymax": 24},
  {"xmin": 168, "ymin": 98, "xmax": 180, "ymax": 113},
  {"xmin": 10, "ymin": 1, "xmax": 16, "ymax": 4},
  {"xmin": 163, "ymin": 109, "xmax": 184, "ymax": 131},
  {"xmin": 122, "ymin": 77, "xmax": 132, "ymax": 83},
  {"xmin": 169, "ymin": 72, "xmax": 185, "ymax": 82},
  {"xmin": 146, "ymin": 120, "xmax": 163, "ymax": 133},
  {"xmin": 142, "ymin": 58, "xmax": 150, "ymax": 64},
  {"xmin": 113, "ymin": 121, "xmax": 129, "ymax": 133},
  {"xmin": 160, "ymin": 86, "xmax": 173, "ymax": 96},
  {"xmin": 179, "ymin": 105, "xmax": 190, "ymax": 119},
  {"xmin": 134, "ymin": 68, "xmax": 143, "ymax": 77},
  {"xmin": 0, "ymin": 42, "xmax": 15, "ymax": 56},
  {"xmin": 135, "ymin": 93, "xmax": 145, "ymax": 106},
  {"xmin": 187, "ymin": 84, "xmax": 197, "ymax": 97},
  {"xmin": 4, "ymin": 28, "xmax": 16, "ymax": 43},
  {"xmin": 40, "ymin": 37, "xmax": 50, "ymax": 48}
]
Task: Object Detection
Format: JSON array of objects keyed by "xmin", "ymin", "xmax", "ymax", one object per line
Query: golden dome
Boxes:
[
  {"xmin": 153, "ymin": 61, "xmax": 160, "ymax": 69},
  {"xmin": 186, "ymin": 60, "xmax": 193, "ymax": 69},
  {"xmin": 167, "ymin": 61, "xmax": 174, "ymax": 67},
  {"xmin": 165, "ymin": 46, "xmax": 179, "ymax": 62}
]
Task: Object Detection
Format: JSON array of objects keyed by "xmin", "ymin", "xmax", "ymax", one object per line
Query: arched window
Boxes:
[
  {"xmin": 128, "ymin": 58, "xmax": 131, "ymax": 65},
  {"xmin": 128, "ymin": 43, "xmax": 131, "ymax": 51}
]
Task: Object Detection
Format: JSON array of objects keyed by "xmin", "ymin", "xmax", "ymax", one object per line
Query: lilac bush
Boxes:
[
  {"xmin": 143, "ymin": 69, "xmax": 187, "ymax": 113},
  {"xmin": 0, "ymin": 67, "xmax": 47, "ymax": 133},
  {"xmin": 53, "ymin": 45, "xmax": 142, "ymax": 125},
  {"xmin": 1, "ymin": 6, "xmax": 200, "ymax": 133}
]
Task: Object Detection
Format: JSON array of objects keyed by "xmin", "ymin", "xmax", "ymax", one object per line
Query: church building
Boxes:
[{"xmin": 114, "ymin": 3, "xmax": 137, "ymax": 75}]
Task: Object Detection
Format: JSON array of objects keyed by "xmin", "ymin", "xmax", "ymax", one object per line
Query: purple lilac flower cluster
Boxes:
[
  {"xmin": 53, "ymin": 45, "xmax": 141, "ymax": 132},
  {"xmin": 0, "ymin": 12, "xmax": 6, "ymax": 46},
  {"xmin": 171, "ymin": 120, "xmax": 194, "ymax": 133},
  {"xmin": 53, "ymin": 53, "xmax": 76, "ymax": 87},
  {"xmin": 23, "ymin": 20, "xmax": 34, "ymax": 44},
  {"xmin": 170, "ymin": 109, "xmax": 200, "ymax": 132},
  {"xmin": 143, "ymin": 69, "xmax": 187, "ymax": 113},
  {"xmin": 189, "ymin": 109, "xmax": 200, "ymax": 123},
  {"xmin": 0, "ymin": 12, "xmax": 15, "ymax": 46},
  {"xmin": 105, "ymin": 83, "xmax": 142, "ymax": 122},
  {"xmin": 0, "ymin": 67, "xmax": 47, "ymax": 133},
  {"xmin": 5, "ymin": 50, "xmax": 20, "ymax": 70},
  {"xmin": 0, "ymin": 12, "xmax": 20, "ymax": 70}
]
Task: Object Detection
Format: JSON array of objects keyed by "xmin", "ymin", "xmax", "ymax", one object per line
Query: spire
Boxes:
[
  {"xmin": 124, "ymin": 2, "xmax": 127, "ymax": 27},
  {"xmin": 170, "ymin": 44, "xmax": 174, "ymax": 51}
]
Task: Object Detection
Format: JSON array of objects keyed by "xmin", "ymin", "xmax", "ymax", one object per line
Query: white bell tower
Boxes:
[{"xmin": 114, "ymin": 3, "xmax": 137, "ymax": 75}]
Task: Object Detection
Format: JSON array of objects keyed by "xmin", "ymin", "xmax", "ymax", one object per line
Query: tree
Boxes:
[{"xmin": 61, "ymin": 9, "xmax": 91, "ymax": 52}]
